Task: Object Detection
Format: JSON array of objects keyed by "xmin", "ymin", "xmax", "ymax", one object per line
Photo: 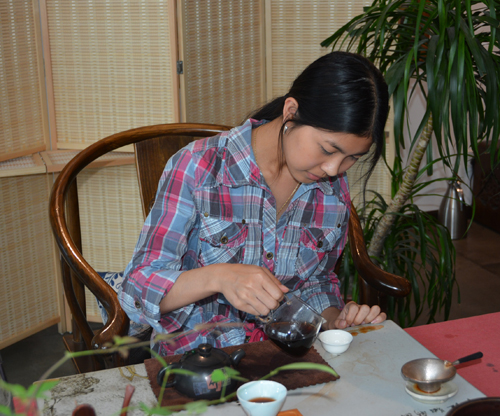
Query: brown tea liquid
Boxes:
[
  {"xmin": 249, "ymin": 397, "xmax": 276, "ymax": 403},
  {"xmin": 264, "ymin": 321, "xmax": 317, "ymax": 356}
]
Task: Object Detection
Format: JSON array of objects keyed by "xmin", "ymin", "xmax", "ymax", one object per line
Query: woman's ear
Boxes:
[{"xmin": 283, "ymin": 97, "xmax": 299, "ymax": 121}]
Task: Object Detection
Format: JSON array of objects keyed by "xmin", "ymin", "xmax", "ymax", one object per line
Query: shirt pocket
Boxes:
[
  {"xmin": 199, "ymin": 217, "xmax": 248, "ymax": 266},
  {"xmin": 294, "ymin": 227, "xmax": 339, "ymax": 280}
]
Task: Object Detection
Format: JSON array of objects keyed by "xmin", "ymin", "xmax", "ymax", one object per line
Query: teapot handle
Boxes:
[
  {"xmin": 157, "ymin": 363, "xmax": 180, "ymax": 388},
  {"xmin": 230, "ymin": 348, "xmax": 246, "ymax": 366}
]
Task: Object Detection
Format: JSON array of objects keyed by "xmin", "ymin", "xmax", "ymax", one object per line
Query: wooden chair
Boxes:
[
  {"xmin": 50, "ymin": 124, "xmax": 230, "ymax": 372},
  {"xmin": 50, "ymin": 123, "xmax": 411, "ymax": 372}
]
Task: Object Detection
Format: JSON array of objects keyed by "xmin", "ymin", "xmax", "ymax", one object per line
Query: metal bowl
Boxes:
[{"xmin": 401, "ymin": 358, "xmax": 456, "ymax": 393}]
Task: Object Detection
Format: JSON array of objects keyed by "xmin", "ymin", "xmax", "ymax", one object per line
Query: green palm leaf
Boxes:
[{"xmin": 326, "ymin": 0, "xmax": 499, "ymax": 326}]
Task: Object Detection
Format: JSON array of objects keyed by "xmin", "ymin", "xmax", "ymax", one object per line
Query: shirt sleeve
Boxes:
[{"xmin": 118, "ymin": 147, "xmax": 199, "ymax": 334}]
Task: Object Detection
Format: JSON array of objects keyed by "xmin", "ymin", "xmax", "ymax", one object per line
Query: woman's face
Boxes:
[{"xmin": 283, "ymin": 125, "xmax": 372, "ymax": 183}]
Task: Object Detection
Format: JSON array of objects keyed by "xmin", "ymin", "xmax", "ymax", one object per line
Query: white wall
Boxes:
[{"xmin": 401, "ymin": 88, "xmax": 474, "ymax": 212}]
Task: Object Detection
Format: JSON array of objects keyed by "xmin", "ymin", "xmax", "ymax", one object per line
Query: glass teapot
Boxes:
[{"xmin": 260, "ymin": 294, "xmax": 326, "ymax": 356}]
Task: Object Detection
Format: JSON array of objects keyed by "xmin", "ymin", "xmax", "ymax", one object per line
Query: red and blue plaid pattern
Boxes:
[{"xmin": 119, "ymin": 119, "xmax": 350, "ymax": 356}]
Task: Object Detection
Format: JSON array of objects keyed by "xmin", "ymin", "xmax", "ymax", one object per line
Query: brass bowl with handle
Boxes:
[{"xmin": 401, "ymin": 352, "xmax": 483, "ymax": 393}]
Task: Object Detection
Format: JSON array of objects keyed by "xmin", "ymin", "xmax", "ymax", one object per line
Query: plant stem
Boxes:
[{"xmin": 367, "ymin": 114, "xmax": 434, "ymax": 259}]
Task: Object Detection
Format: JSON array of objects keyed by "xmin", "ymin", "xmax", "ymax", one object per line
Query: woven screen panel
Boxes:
[
  {"xmin": 181, "ymin": 0, "xmax": 265, "ymax": 126},
  {"xmin": 46, "ymin": 150, "xmax": 132, "ymax": 167},
  {"xmin": 268, "ymin": 0, "xmax": 393, "ymax": 204},
  {"xmin": 268, "ymin": 0, "xmax": 373, "ymax": 97},
  {"xmin": 77, "ymin": 164, "xmax": 143, "ymax": 272},
  {"xmin": 0, "ymin": 175, "xmax": 59, "ymax": 344},
  {"xmin": 46, "ymin": 0, "xmax": 177, "ymax": 147},
  {"xmin": 77, "ymin": 164, "xmax": 144, "ymax": 320},
  {"xmin": 0, "ymin": 155, "xmax": 39, "ymax": 170},
  {"xmin": 0, "ymin": 0, "xmax": 46, "ymax": 159}
]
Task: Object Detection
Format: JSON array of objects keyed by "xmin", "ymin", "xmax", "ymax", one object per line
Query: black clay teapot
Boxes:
[{"xmin": 156, "ymin": 343, "xmax": 246, "ymax": 400}]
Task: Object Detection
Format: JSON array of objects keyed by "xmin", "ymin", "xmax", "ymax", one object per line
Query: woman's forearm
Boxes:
[{"xmin": 159, "ymin": 264, "xmax": 221, "ymax": 314}]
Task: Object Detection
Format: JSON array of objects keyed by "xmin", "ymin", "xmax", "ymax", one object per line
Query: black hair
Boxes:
[{"xmin": 249, "ymin": 51, "xmax": 389, "ymax": 183}]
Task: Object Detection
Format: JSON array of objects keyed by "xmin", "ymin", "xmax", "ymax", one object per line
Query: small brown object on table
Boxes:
[
  {"xmin": 144, "ymin": 340, "xmax": 338, "ymax": 407},
  {"xmin": 278, "ymin": 410, "xmax": 303, "ymax": 416}
]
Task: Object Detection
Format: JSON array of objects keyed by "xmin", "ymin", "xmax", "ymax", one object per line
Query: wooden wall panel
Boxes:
[
  {"xmin": 267, "ymin": 0, "xmax": 394, "ymax": 205},
  {"xmin": 180, "ymin": 0, "xmax": 265, "ymax": 126},
  {"xmin": 45, "ymin": 0, "xmax": 179, "ymax": 149},
  {"xmin": 77, "ymin": 165, "xmax": 144, "ymax": 321},
  {"xmin": 0, "ymin": 174, "xmax": 61, "ymax": 348},
  {"xmin": 0, "ymin": 0, "xmax": 48, "ymax": 162}
]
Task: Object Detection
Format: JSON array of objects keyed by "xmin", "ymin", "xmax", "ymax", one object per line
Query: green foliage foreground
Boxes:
[{"xmin": 0, "ymin": 335, "xmax": 338, "ymax": 416}]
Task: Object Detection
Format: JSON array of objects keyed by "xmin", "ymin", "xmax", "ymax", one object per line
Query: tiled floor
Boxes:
[
  {"xmin": 1, "ymin": 221, "xmax": 499, "ymax": 390},
  {"xmin": 419, "ymin": 220, "xmax": 500, "ymax": 323}
]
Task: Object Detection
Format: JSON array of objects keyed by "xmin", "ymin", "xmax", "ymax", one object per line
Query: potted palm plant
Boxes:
[{"xmin": 322, "ymin": 0, "xmax": 500, "ymax": 326}]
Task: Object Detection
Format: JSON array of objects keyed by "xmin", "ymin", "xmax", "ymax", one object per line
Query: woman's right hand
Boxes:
[
  {"xmin": 214, "ymin": 264, "xmax": 289, "ymax": 316},
  {"xmin": 159, "ymin": 263, "xmax": 288, "ymax": 315}
]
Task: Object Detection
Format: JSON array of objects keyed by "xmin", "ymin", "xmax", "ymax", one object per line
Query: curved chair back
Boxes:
[{"xmin": 50, "ymin": 123, "xmax": 230, "ymax": 371}]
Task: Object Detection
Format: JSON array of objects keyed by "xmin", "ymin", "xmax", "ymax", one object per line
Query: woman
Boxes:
[{"xmin": 119, "ymin": 51, "xmax": 389, "ymax": 356}]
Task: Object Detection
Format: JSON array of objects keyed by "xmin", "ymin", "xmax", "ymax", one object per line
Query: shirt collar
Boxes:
[
  {"xmin": 220, "ymin": 119, "xmax": 265, "ymax": 188},
  {"xmin": 220, "ymin": 119, "xmax": 347, "ymax": 203}
]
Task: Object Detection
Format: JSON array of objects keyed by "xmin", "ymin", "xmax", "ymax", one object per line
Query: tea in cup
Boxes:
[
  {"xmin": 237, "ymin": 380, "xmax": 287, "ymax": 416},
  {"xmin": 261, "ymin": 294, "xmax": 326, "ymax": 356}
]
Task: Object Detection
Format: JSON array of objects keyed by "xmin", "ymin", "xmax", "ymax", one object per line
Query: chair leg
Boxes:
[
  {"xmin": 0, "ymin": 352, "xmax": 14, "ymax": 411},
  {"xmin": 0, "ymin": 352, "xmax": 7, "ymax": 382}
]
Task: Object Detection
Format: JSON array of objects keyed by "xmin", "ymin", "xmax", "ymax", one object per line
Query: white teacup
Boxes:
[
  {"xmin": 237, "ymin": 380, "xmax": 287, "ymax": 416},
  {"xmin": 319, "ymin": 329, "xmax": 353, "ymax": 355}
]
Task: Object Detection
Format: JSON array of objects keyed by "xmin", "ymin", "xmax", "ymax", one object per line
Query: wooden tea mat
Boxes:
[{"xmin": 144, "ymin": 340, "xmax": 338, "ymax": 407}]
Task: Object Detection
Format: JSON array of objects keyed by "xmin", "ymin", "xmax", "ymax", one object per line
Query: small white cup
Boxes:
[
  {"xmin": 237, "ymin": 380, "xmax": 287, "ymax": 416},
  {"xmin": 319, "ymin": 329, "xmax": 353, "ymax": 355}
]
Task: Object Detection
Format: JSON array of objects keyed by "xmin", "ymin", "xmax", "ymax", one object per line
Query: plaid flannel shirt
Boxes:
[{"xmin": 119, "ymin": 119, "xmax": 350, "ymax": 356}]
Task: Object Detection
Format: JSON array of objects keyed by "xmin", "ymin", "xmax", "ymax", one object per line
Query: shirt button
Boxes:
[
  {"xmin": 241, "ymin": 219, "xmax": 246, "ymax": 224},
  {"xmin": 134, "ymin": 300, "xmax": 141, "ymax": 309},
  {"xmin": 317, "ymin": 241, "xmax": 323, "ymax": 248},
  {"xmin": 220, "ymin": 236, "xmax": 229, "ymax": 244},
  {"xmin": 204, "ymin": 212, "xmax": 209, "ymax": 217},
  {"xmin": 266, "ymin": 252, "xmax": 274, "ymax": 260},
  {"xmin": 337, "ymin": 223, "xmax": 341, "ymax": 228}
]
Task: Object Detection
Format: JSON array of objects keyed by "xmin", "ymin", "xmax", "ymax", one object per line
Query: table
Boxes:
[
  {"xmin": 37, "ymin": 320, "xmax": 486, "ymax": 415},
  {"xmin": 405, "ymin": 311, "xmax": 500, "ymax": 397}
]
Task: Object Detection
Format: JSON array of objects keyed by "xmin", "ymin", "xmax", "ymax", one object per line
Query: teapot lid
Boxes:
[{"xmin": 181, "ymin": 343, "xmax": 231, "ymax": 368}]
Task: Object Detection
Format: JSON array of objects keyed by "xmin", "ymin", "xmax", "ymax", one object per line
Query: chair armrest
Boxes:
[
  {"xmin": 51, "ymin": 198, "xmax": 129, "ymax": 352},
  {"xmin": 348, "ymin": 205, "xmax": 411, "ymax": 298},
  {"xmin": 50, "ymin": 158, "xmax": 129, "ymax": 354}
]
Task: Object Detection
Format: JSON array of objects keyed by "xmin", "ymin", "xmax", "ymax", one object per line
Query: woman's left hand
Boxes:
[{"xmin": 330, "ymin": 301, "xmax": 386, "ymax": 330}]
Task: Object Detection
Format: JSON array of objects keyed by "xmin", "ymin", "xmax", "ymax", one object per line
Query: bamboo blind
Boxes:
[
  {"xmin": 0, "ymin": 174, "xmax": 60, "ymax": 348},
  {"xmin": 40, "ymin": 150, "xmax": 134, "ymax": 172},
  {"xmin": 78, "ymin": 165, "xmax": 143, "ymax": 271},
  {"xmin": 0, "ymin": 154, "xmax": 45, "ymax": 178},
  {"xmin": 45, "ymin": 0, "xmax": 178, "ymax": 149},
  {"xmin": 0, "ymin": 0, "xmax": 47, "ymax": 162},
  {"xmin": 180, "ymin": 0, "xmax": 265, "ymax": 126},
  {"xmin": 267, "ymin": 0, "xmax": 394, "ymax": 205},
  {"xmin": 76, "ymin": 164, "xmax": 144, "ymax": 320}
]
